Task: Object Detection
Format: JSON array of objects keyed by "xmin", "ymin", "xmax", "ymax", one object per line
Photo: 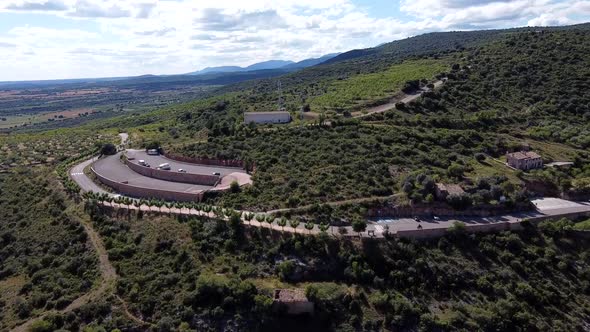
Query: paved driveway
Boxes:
[
  {"xmin": 70, "ymin": 156, "xmax": 111, "ymax": 195},
  {"xmin": 531, "ymin": 197, "xmax": 590, "ymax": 216}
]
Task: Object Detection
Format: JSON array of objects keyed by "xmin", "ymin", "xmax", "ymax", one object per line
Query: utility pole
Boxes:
[{"xmin": 277, "ymin": 80, "xmax": 285, "ymax": 111}]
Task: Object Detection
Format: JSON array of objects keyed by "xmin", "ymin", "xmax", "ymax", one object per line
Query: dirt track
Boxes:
[{"xmin": 10, "ymin": 215, "xmax": 117, "ymax": 332}]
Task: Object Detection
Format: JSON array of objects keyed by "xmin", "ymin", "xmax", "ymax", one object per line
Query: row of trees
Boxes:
[{"xmin": 81, "ymin": 191, "xmax": 336, "ymax": 235}]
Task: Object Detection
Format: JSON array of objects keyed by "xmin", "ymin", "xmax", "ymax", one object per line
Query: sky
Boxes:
[{"xmin": 0, "ymin": 0, "xmax": 589, "ymax": 81}]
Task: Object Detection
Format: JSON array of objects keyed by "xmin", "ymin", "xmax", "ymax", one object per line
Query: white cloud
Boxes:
[
  {"xmin": 0, "ymin": 41, "xmax": 18, "ymax": 47},
  {"xmin": 398, "ymin": 0, "xmax": 588, "ymax": 29},
  {"xmin": 528, "ymin": 13, "xmax": 571, "ymax": 25},
  {"xmin": 6, "ymin": 0, "xmax": 68, "ymax": 11},
  {"xmin": 0, "ymin": 0, "xmax": 588, "ymax": 80},
  {"xmin": 194, "ymin": 8, "xmax": 288, "ymax": 31},
  {"xmin": 69, "ymin": 0, "xmax": 131, "ymax": 18}
]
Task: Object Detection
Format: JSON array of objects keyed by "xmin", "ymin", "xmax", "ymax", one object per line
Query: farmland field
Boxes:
[{"xmin": 310, "ymin": 59, "xmax": 448, "ymax": 112}]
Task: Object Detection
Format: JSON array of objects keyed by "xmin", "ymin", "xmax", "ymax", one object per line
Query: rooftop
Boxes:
[
  {"xmin": 507, "ymin": 151, "xmax": 541, "ymax": 160},
  {"xmin": 436, "ymin": 183, "xmax": 465, "ymax": 196},
  {"xmin": 274, "ymin": 289, "xmax": 309, "ymax": 303},
  {"xmin": 245, "ymin": 111, "xmax": 290, "ymax": 115}
]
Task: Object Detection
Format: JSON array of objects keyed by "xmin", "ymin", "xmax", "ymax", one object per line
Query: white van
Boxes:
[
  {"xmin": 138, "ymin": 160, "xmax": 146, "ymax": 166},
  {"xmin": 158, "ymin": 163, "xmax": 171, "ymax": 170}
]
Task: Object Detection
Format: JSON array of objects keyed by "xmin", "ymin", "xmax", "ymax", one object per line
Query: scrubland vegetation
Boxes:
[
  {"xmin": 0, "ymin": 170, "xmax": 98, "ymax": 330},
  {"xmin": 25, "ymin": 207, "xmax": 590, "ymax": 331},
  {"xmin": 1, "ymin": 24, "xmax": 590, "ymax": 331}
]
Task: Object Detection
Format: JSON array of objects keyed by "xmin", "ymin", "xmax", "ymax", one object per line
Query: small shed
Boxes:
[{"xmin": 273, "ymin": 289, "xmax": 314, "ymax": 315}]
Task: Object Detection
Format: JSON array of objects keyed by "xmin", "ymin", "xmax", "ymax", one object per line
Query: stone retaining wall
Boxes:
[
  {"xmin": 92, "ymin": 167, "xmax": 204, "ymax": 202},
  {"xmin": 163, "ymin": 152, "xmax": 245, "ymax": 169},
  {"xmin": 125, "ymin": 159, "xmax": 219, "ymax": 186}
]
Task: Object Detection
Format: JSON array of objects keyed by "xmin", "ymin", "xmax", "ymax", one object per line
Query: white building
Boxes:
[{"xmin": 244, "ymin": 111, "xmax": 291, "ymax": 124}]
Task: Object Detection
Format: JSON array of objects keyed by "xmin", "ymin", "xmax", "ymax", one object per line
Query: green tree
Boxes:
[
  {"xmin": 29, "ymin": 319, "xmax": 53, "ymax": 332},
  {"xmin": 352, "ymin": 219, "xmax": 367, "ymax": 238},
  {"xmin": 265, "ymin": 215, "xmax": 275, "ymax": 231},
  {"xmin": 447, "ymin": 163, "xmax": 465, "ymax": 178},
  {"xmin": 319, "ymin": 222, "xmax": 330, "ymax": 234},
  {"xmin": 305, "ymin": 221, "xmax": 315, "ymax": 234},
  {"xmin": 244, "ymin": 212, "xmax": 254, "ymax": 225},
  {"xmin": 230, "ymin": 180, "xmax": 241, "ymax": 193},
  {"xmin": 100, "ymin": 143, "xmax": 117, "ymax": 156},
  {"xmin": 289, "ymin": 219, "xmax": 300, "ymax": 234},
  {"xmin": 277, "ymin": 217, "xmax": 288, "ymax": 232}
]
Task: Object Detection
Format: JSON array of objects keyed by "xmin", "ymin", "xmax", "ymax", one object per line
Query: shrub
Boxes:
[
  {"xmin": 30, "ymin": 320, "xmax": 53, "ymax": 332},
  {"xmin": 100, "ymin": 143, "xmax": 117, "ymax": 156},
  {"xmin": 230, "ymin": 180, "xmax": 241, "ymax": 193}
]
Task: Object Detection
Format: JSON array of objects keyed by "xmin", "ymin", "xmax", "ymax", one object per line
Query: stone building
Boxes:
[
  {"xmin": 273, "ymin": 289, "xmax": 314, "ymax": 315},
  {"xmin": 435, "ymin": 183, "xmax": 465, "ymax": 200},
  {"xmin": 506, "ymin": 151, "xmax": 543, "ymax": 170}
]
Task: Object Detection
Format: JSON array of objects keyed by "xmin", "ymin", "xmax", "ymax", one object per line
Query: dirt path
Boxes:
[
  {"xmin": 11, "ymin": 216, "xmax": 118, "ymax": 332},
  {"xmin": 115, "ymin": 295, "xmax": 152, "ymax": 328},
  {"xmin": 353, "ymin": 80, "xmax": 443, "ymax": 119}
]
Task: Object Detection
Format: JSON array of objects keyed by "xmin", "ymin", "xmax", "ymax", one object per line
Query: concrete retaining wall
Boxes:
[
  {"xmin": 163, "ymin": 152, "xmax": 245, "ymax": 168},
  {"xmin": 92, "ymin": 167, "xmax": 204, "ymax": 202},
  {"xmin": 396, "ymin": 222, "xmax": 512, "ymax": 239},
  {"xmin": 395, "ymin": 210, "xmax": 590, "ymax": 240},
  {"xmin": 368, "ymin": 202, "xmax": 533, "ymax": 219},
  {"xmin": 125, "ymin": 159, "xmax": 219, "ymax": 186},
  {"xmin": 525, "ymin": 210, "xmax": 590, "ymax": 224},
  {"xmin": 396, "ymin": 228, "xmax": 447, "ymax": 239}
]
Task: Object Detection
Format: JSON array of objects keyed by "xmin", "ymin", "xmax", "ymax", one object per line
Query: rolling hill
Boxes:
[{"xmin": 2, "ymin": 22, "xmax": 590, "ymax": 331}]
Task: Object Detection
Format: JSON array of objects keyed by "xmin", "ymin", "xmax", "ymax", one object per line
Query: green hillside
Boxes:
[
  {"xmin": 1, "ymin": 23, "xmax": 590, "ymax": 331},
  {"xmin": 310, "ymin": 59, "xmax": 448, "ymax": 112},
  {"xmin": 28, "ymin": 209, "xmax": 590, "ymax": 331},
  {"xmin": 121, "ymin": 25, "xmax": 589, "ymax": 210},
  {"xmin": 0, "ymin": 170, "xmax": 99, "ymax": 330}
]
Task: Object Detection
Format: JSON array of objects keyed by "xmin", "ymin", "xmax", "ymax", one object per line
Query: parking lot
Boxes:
[
  {"xmin": 93, "ymin": 153, "xmax": 213, "ymax": 194},
  {"xmin": 531, "ymin": 197, "xmax": 590, "ymax": 215},
  {"xmin": 126, "ymin": 150, "xmax": 246, "ymax": 176}
]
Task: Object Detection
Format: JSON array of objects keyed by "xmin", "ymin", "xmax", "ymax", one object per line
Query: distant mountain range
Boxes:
[{"xmin": 186, "ymin": 53, "xmax": 339, "ymax": 76}]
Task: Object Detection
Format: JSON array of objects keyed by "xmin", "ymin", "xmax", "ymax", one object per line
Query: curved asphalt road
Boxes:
[
  {"xmin": 70, "ymin": 156, "xmax": 112, "ymax": 195},
  {"xmin": 70, "ymin": 133, "xmax": 128, "ymax": 197}
]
